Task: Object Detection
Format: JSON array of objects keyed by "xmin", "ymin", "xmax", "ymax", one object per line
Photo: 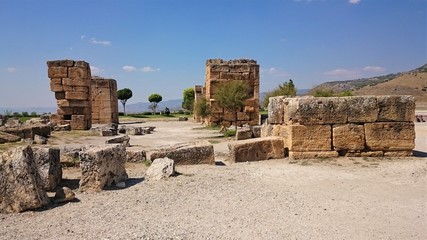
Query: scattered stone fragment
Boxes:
[
  {"xmin": 149, "ymin": 141, "xmax": 214, "ymax": 165},
  {"xmin": 0, "ymin": 131, "xmax": 21, "ymax": 144},
  {"xmin": 105, "ymin": 135, "xmax": 130, "ymax": 146},
  {"xmin": 228, "ymin": 137, "xmax": 284, "ymax": 163},
  {"xmin": 145, "ymin": 157, "xmax": 175, "ymax": 180},
  {"xmin": 0, "ymin": 146, "xmax": 50, "ymax": 213},
  {"xmin": 53, "ymin": 124, "xmax": 71, "ymax": 131},
  {"xmin": 79, "ymin": 144, "xmax": 128, "ymax": 192},
  {"xmin": 34, "ymin": 134, "xmax": 48, "ymax": 144},
  {"xmin": 54, "ymin": 187, "xmax": 75, "ymax": 203}
]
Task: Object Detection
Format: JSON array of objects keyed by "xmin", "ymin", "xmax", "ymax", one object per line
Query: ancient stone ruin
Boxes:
[
  {"xmin": 47, "ymin": 60, "xmax": 119, "ymax": 130},
  {"xmin": 91, "ymin": 77, "xmax": 119, "ymax": 124},
  {"xmin": 194, "ymin": 59, "xmax": 260, "ymax": 127},
  {"xmin": 263, "ymin": 95, "xmax": 416, "ymax": 159}
]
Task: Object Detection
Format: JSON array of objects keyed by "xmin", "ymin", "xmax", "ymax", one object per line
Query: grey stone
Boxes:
[
  {"xmin": 33, "ymin": 147, "xmax": 62, "ymax": 191},
  {"xmin": 145, "ymin": 157, "xmax": 175, "ymax": 180}
]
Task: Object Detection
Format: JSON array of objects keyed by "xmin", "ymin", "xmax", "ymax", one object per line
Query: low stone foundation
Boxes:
[{"xmin": 264, "ymin": 95, "xmax": 416, "ymax": 159}]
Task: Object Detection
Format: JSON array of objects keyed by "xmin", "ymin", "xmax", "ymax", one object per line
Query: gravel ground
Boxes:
[{"xmin": 0, "ymin": 121, "xmax": 426, "ymax": 240}]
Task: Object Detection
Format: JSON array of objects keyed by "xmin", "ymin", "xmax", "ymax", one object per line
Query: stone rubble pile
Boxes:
[{"xmin": 264, "ymin": 95, "xmax": 416, "ymax": 159}]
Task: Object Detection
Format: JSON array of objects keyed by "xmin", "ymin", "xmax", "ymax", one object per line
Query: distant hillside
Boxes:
[
  {"xmin": 309, "ymin": 64, "xmax": 427, "ymax": 109},
  {"xmin": 124, "ymin": 99, "xmax": 183, "ymax": 113}
]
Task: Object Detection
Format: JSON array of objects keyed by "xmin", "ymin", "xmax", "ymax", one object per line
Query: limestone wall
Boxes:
[
  {"xmin": 91, "ymin": 77, "xmax": 119, "ymax": 124},
  {"xmin": 200, "ymin": 59, "xmax": 259, "ymax": 126},
  {"xmin": 263, "ymin": 95, "xmax": 416, "ymax": 159},
  {"xmin": 47, "ymin": 60, "xmax": 92, "ymax": 130}
]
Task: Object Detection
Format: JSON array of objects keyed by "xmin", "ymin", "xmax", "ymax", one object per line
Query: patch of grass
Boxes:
[
  {"xmin": 143, "ymin": 159, "xmax": 152, "ymax": 167},
  {"xmin": 223, "ymin": 129, "xmax": 236, "ymax": 137},
  {"xmin": 208, "ymin": 139, "xmax": 221, "ymax": 144}
]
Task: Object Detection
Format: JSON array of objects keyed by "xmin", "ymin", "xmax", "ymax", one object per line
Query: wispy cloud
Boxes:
[
  {"xmin": 90, "ymin": 66, "xmax": 104, "ymax": 75},
  {"xmin": 81, "ymin": 35, "xmax": 111, "ymax": 46},
  {"xmin": 363, "ymin": 66, "xmax": 385, "ymax": 73},
  {"xmin": 141, "ymin": 66, "xmax": 160, "ymax": 72},
  {"xmin": 122, "ymin": 65, "xmax": 160, "ymax": 73},
  {"xmin": 5, "ymin": 67, "xmax": 16, "ymax": 73},
  {"xmin": 349, "ymin": 0, "xmax": 361, "ymax": 4},
  {"xmin": 122, "ymin": 65, "xmax": 137, "ymax": 72},
  {"xmin": 261, "ymin": 67, "xmax": 289, "ymax": 77},
  {"xmin": 324, "ymin": 68, "xmax": 359, "ymax": 79}
]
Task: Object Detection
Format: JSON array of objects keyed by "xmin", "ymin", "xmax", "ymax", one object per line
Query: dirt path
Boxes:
[{"xmin": 0, "ymin": 121, "xmax": 426, "ymax": 239}]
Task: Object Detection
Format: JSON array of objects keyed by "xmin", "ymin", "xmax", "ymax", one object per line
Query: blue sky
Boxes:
[{"xmin": 0, "ymin": 0, "xmax": 426, "ymax": 108}]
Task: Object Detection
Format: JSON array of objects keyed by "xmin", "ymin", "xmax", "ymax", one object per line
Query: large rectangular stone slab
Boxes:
[
  {"xmin": 148, "ymin": 141, "xmax": 214, "ymax": 165},
  {"xmin": 365, "ymin": 122, "xmax": 415, "ymax": 150},
  {"xmin": 283, "ymin": 97, "xmax": 348, "ymax": 125},
  {"xmin": 332, "ymin": 124, "xmax": 365, "ymax": 151},
  {"xmin": 48, "ymin": 66, "xmax": 68, "ymax": 78},
  {"xmin": 285, "ymin": 124, "xmax": 332, "ymax": 151},
  {"xmin": 228, "ymin": 137, "xmax": 284, "ymax": 163},
  {"xmin": 346, "ymin": 96, "xmax": 378, "ymax": 123},
  {"xmin": 377, "ymin": 95, "xmax": 415, "ymax": 122}
]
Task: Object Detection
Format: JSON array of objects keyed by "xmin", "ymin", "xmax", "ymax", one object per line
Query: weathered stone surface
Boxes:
[
  {"xmin": 0, "ymin": 146, "xmax": 50, "ymax": 213},
  {"xmin": 251, "ymin": 125, "xmax": 261, "ymax": 138},
  {"xmin": 32, "ymin": 147, "xmax": 62, "ymax": 191},
  {"xmin": 283, "ymin": 97, "xmax": 348, "ymax": 125},
  {"xmin": 79, "ymin": 144, "xmax": 128, "ymax": 192},
  {"xmin": 228, "ymin": 137, "xmax": 284, "ymax": 163},
  {"xmin": 53, "ymin": 124, "xmax": 71, "ymax": 131},
  {"xmin": 383, "ymin": 151, "xmax": 413, "ymax": 157},
  {"xmin": 260, "ymin": 120, "xmax": 273, "ymax": 137},
  {"xmin": 91, "ymin": 78, "xmax": 119, "ymax": 124},
  {"xmin": 65, "ymin": 91, "xmax": 89, "ymax": 100},
  {"xmin": 101, "ymin": 129, "xmax": 114, "ymax": 136},
  {"xmin": 365, "ymin": 122, "xmax": 415, "ymax": 150},
  {"xmin": 105, "ymin": 135, "xmax": 130, "ymax": 146},
  {"xmin": 377, "ymin": 95, "xmax": 415, "ymax": 122},
  {"xmin": 34, "ymin": 134, "xmax": 48, "ymax": 144},
  {"xmin": 71, "ymin": 115, "xmax": 90, "ymax": 130},
  {"xmin": 347, "ymin": 96, "xmax": 379, "ymax": 123},
  {"xmin": 0, "ymin": 124, "xmax": 51, "ymax": 140},
  {"xmin": 236, "ymin": 128, "xmax": 252, "ymax": 140},
  {"xmin": 48, "ymin": 66, "xmax": 68, "ymax": 78},
  {"xmin": 289, "ymin": 151, "xmax": 339, "ymax": 160},
  {"xmin": 285, "ymin": 125, "xmax": 332, "ymax": 151},
  {"xmin": 149, "ymin": 141, "xmax": 215, "ymax": 165},
  {"xmin": 145, "ymin": 157, "xmax": 175, "ymax": 180},
  {"xmin": 0, "ymin": 131, "xmax": 21, "ymax": 144},
  {"xmin": 5, "ymin": 118, "xmax": 22, "ymax": 128},
  {"xmin": 126, "ymin": 147, "xmax": 147, "ymax": 162},
  {"xmin": 127, "ymin": 127, "xmax": 144, "ymax": 135},
  {"xmin": 332, "ymin": 124, "xmax": 365, "ymax": 151},
  {"xmin": 54, "ymin": 187, "xmax": 75, "ymax": 203},
  {"xmin": 267, "ymin": 96, "xmax": 285, "ymax": 124}
]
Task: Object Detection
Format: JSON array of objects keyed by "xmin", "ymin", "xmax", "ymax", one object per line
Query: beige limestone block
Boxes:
[
  {"xmin": 287, "ymin": 124, "xmax": 332, "ymax": 151},
  {"xmin": 50, "ymin": 78, "xmax": 63, "ymax": 92},
  {"xmin": 365, "ymin": 122, "xmax": 415, "ymax": 150},
  {"xmin": 71, "ymin": 115, "xmax": 90, "ymax": 130},
  {"xmin": 383, "ymin": 151, "xmax": 413, "ymax": 157},
  {"xmin": 48, "ymin": 66, "xmax": 68, "ymax": 78},
  {"xmin": 228, "ymin": 137, "xmax": 284, "ymax": 163},
  {"xmin": 283, "ymin": 97, "xmax": 348, "ymax": 125},
  {"xmin": 62, "ymin": 77, "xmax": 90, "ymax": 87},
  {"xmin": 289, "ymin": 151, "xmax": 338, "ymax": 160},
  {"xmin": 267, "ymin": 96, "xmax": 286, "ymax": 124},
  {"xmin": 63, "ymin": 85, "xmax": 89, "ymax": 92},
  {"xmin": 332, "ymin": 124, "xmax": 365, "ymax": 151},
  {"xmin": 346, "ymin": 96, "xmax": 379, "ymax": 123},
  {"xmin": 65, "ymin": 91, "xmax": 89, "ymax": 100},
  {"xmin": 68, "ymin": 67, "xmax": 90, "ymax": 79},
  {"xmin": 377, "ymin": 95, "xmax": 415, "ymax": 122}
]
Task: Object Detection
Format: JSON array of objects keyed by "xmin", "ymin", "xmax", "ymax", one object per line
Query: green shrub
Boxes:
[{"xmin": 224, "ymin": 129, "xmax": 236, "ymax": 137}]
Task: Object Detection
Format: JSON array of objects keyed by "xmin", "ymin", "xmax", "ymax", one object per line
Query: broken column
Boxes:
[{"xmin": 47, "ymin": 60, "xmax": 92, "ymax": 130}]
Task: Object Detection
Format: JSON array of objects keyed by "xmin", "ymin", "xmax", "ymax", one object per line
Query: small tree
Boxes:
[
  {"xmin": 148, "ymin": 93, "xmax": 162, "ymax": 114},
  {"xmin": 182, "ymin": 88, "xmax": 195, "ymax": 112},
  {"xmin": 195, "ymin": 97, "xmax": 211, "ymax": 119},
  {"xmin": 214, "ymin": 81, "xmax": 250, "ymax": 131},
  {"xmin": 262, "ymin": 79, "xmax": 297, "ymax": 108},
  {"xmin": 117, "ymin": 88, "xmax": 133, "ymax": 115}
]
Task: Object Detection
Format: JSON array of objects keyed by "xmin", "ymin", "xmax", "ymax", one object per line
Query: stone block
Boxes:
[
  {"xmin": 126, "ymin": 147, "xmax": 146, "ymax": 162},
  {"xmin": 0, "ymin": 146, "xmax": 50, "ymax": 213},
  {"xmin": 377, "ymin": 95, "xmax": 415, "ymax": 122},
  {"xmin": 55, "ymin": 91, "xmax": 65, "ymax": 100},
  {"xmin": 283, "ymin": 97, "xmax": 348, "ymax": 125},
  {"xmin": 71, "ymin": 115, "xmax": 90, "ymax": 130},
  {"xmin": 105, "ymin": 135, "xmax": 130, "ymax": 146},
  {"xmin": 236, "ymin": 128, "xmax": 252, "ymax": 140},
  {"xmin": 62, "ymin": 77, "xmax": 90, "ymax": 87},
  {"xmin": 228, "ymin": 137, "xmax": 284, "ymax": 163},
  {"xmin": 50, "ymin": 78, "xmax": 63, "ymax": 92},
  {"xmin": 68, "ymin": 67, "xmax": 90, "ymax": 79},
  {"xmin": 148, "ymin": 141, "xmax": 214, "ymax": 165},
  {"xmin": 63, "ymin": 85, "xmax": 89, "ymax": 92},
  {"xmin": 365, "ymin": 122, "xmax": 415, "ymax": 150},
  {"xmin": 251, "ymin": 125, "xmax": 261, "ymax": 138},
  {"xmin": 48, "ymin": 66, "xmax": 68, "ymax": 78},
  {"xmin": 346, "ymin": 96, "xmax": 378, "ymax": 123},
  {"xmin": 289, "ymin": 151, "xmax": 339, "ymax": 160},
  {"xmin": 286, "ymin": 124, "xmax": 332, "ymax": 151},
  {"xmin": 65, "ymin": 91, "xmax": 89, "ymax": 100},
  {"xmin": 32, "ymin": 147, "xmax": 62, "ymax": 191},
  {"xmin": 79, "ymin": 144, "xmax": 128, "ymax": 192},
  {"xmin": 145, "ymin": 157, "xmax": 175, "ymax": 180},
  {"xmin": 267, "ymin": 96, "xmax": 285, "ymax": 124},
  {"xmin": 383, "ymin": 151, "xmax": 413, "ymax": 157},
  {"xmin": 0, "ymin": 131, "xmax": 21, "ymax": 143},
  {"xmin": 332, "ymin": 124, "xmax": 365, "ymax": 151}
]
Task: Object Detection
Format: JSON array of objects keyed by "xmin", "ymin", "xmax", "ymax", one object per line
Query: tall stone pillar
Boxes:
[{"xmin": 91, "ymin": 77, "xmax": 119, "ymax": 124}]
